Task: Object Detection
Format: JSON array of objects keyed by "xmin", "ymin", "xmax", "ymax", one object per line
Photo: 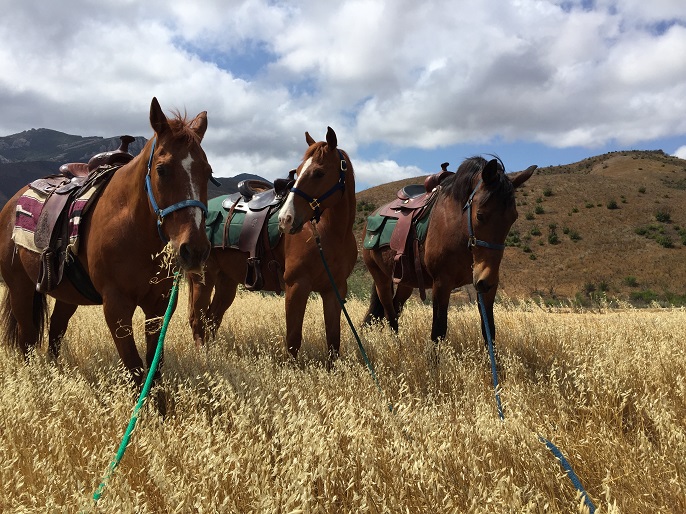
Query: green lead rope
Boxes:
[
  {"xmin": 311, "ymin": 222, "xmax": 392, "ymax": 412},
  {"xmin": 92, "ymin": 271, "xmax": 180, "ymax": 504}
]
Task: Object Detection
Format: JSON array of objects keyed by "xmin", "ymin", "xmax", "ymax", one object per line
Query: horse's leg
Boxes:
[
  {"xmin": 102, "ymin": 294, "xmax": 145, "ymax": 385},
  {"xmin": 284, "ymin": 282, "xmax": 309, "ymax": 359},
  {"xmin": 206, "ymin": 273, "xmax": 238, "ymax": 340},
  {"xmin": 48, "ymin": 301, "xmax": 78, "ymax": 358},
  {"xmin": 392, "ymin": 284, "xmax": 414, "ymax": 319},
  {"xmin": 430, "ymin": 280, "xmax": 453, "ymax": 342},
  {"xmin": 188, "ymin": 272, "xmax": 216, "ymax": 347},
  {"xmin": 321, "ymin": 287, "xmax": 344, "ymax": 365},
  {"xmin": 362, "ymin": 253, "xmax": 398, "ymax": 331}
]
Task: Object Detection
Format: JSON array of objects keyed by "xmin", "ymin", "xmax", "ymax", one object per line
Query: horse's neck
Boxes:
[
  {"xmin": 105, "ymin": 154, "xmax": 156, "ymax": 227},
  {"xmin": 320, "ymin": 175, "xmax": 356, "ymax": 234}
]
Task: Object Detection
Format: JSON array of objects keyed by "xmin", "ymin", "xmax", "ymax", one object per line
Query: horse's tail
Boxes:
[
  {"xmin": 362, "ymin": 284, "xmax": 385, "ymax": 326},
  {"xmin": 0, "ymin": 287, "xmax": 48, "ymax": 350}
]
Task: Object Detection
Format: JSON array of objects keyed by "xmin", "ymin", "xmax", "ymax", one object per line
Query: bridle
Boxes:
[
  {"xmin": 462, "ymin": 178, "xmax": 506, "ymax": 251},
  {"xmin": 144, "ymin": 138, "xmax": 210, "ymax": 243},
  {"xmin": 289, "ymin": 149, "xmax": 348, "ymax": 223}
]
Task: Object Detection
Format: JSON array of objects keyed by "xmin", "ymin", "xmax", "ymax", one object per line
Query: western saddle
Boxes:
[
  {"xmin": 375, "ymin": 162, "xmax": 453, "ymax": 300},
  {"xmin": 30, "ymin": 135, "xmax": 136, "ymax": 301},
  {"xmin": 220, "ymin": 171, "xmax": 295, "ymax": 291}
]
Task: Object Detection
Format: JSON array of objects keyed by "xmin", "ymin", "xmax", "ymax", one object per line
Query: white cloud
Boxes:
[
  {"xmin": 1, "ymin": 1, "xmax": 686, "ymax": 187},
  {"xmin": 673, "ymin": 146, "xmax": 686, "ymax": 160},
  {"xmin": 354, "ymin": 159, "xmax": 425, "ymax": 191}
]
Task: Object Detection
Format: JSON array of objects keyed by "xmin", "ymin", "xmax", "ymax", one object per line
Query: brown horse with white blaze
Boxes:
[
  {"xmin": 188, "ymin": 127, "xmax": 357, "ymax": 363},
  {"xmin": 0, "ymin": 97, "xmax": 213, "ymax": 393},
  {"xmin": 362, "ymin": 156, "xmax": 536, "ymax": 349}
]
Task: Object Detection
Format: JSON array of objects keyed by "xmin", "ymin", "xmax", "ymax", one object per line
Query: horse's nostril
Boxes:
[{"xmin": 179, "ymin": 243, "xmax": 192, "ymax": 264}]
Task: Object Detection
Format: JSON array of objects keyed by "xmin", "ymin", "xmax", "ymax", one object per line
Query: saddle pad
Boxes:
[
  {"xmin": 363, "ymin": 208, "xmax": 432, "ymax": 250},
  {"xmin": 13, "ymin": 170, "xmax": 112, "ymax": 254},
  {"xmin": 206, "ymin": 194, "xmax": 281, "ymax": 249}
]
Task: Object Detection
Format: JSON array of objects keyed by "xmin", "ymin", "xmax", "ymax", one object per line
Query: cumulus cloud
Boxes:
[
  {"xmin": 1, "ymin": 0, "xmax": 686, "ymax": 187},
  {"xmin": 673, "ymin": 146, "xmax": 686, "ymax": 160}
]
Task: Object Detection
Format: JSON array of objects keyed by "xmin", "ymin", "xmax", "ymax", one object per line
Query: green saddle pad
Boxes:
[
  {"xmin": 363, "ymin": 208, "xmax": 432, "ymax": 250},
  {"xmin": 206, "ymin": 195, "xmax": 282, "ymax": 249}
]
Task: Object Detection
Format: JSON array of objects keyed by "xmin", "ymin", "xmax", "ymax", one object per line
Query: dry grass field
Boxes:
[{"xmin": 1, "ymin": 284, "xmax": 685, "ymax": 513}]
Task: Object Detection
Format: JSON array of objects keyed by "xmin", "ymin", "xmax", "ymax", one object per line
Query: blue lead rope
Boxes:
[{"xmin": 477, "ymin": 292, "xmax": 596, "ymax": 513}]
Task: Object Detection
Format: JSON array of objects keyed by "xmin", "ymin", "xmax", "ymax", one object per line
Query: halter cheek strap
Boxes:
[
  {"xmin": 463, "ymin": 178, "xmax": 506, "ymax": 251},
  {"xmin": 144, "ymin": 138, "xmax": 209, "ymax": 243},
  {"xmin": 289, "ymin": 150, "xmax": 347, "ymax": 223}
]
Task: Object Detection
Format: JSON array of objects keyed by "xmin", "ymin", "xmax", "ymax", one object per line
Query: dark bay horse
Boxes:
[
  {"xmin": 0, "ymin": 97, "xmax": 213, "ymax": 390},
  {"xmin": 188, "ymin": 127, "xmax": 357, "ymax": 362},
  {"xmin": 362, "ymin": 156, "xmax": 536, "ymax": 349}
]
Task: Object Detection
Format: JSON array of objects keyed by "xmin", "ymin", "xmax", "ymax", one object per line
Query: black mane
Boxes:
[{"xmin": 440, "ymin": 155, "xmax": 515, "ymax": 207}]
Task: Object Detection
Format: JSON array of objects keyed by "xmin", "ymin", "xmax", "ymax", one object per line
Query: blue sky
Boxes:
[{"xmin": 1, "ymin": 0, "xmax": 685, "ymax": 190}]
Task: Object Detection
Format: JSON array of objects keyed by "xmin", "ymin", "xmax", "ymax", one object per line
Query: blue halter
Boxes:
[
  {"xmin": 462, "ymin": 178, "xmax": 506, "ymax": 251},
  {"xmin": 144, "ymin": 138, "xmax": 209, "ymax": 243},
  {"xmin": 289, "ymin": 150, "xmax": 347, "ymax": 223}
]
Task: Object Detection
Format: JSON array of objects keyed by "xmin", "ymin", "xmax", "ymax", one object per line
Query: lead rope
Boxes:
[
  {"xmin": 92, "ymin": 271, "xmax": 180, "ymax": 505},
  {"xmin": 311, "ymin": 221, "xmax": 392, "ymax": 412},
  {"xmin": 477, "ymin": 292, "xmax": 596, "ymax": 513}
]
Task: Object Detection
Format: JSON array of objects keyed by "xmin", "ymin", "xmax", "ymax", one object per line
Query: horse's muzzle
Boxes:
[{"xmin": 178, "ymin": 241, "xmax": 211, "ymax": 273}]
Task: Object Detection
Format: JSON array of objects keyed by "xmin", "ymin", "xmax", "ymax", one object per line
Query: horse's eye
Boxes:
[
  {"xmin": 476, "ymin": 212, "xmax": 484, "ymax": 222},
  {"xmin": 313, "ymin": 169, "xmax": 325, "ymax": 179},
  {"xmin": 156, "ymin": 163, "xmax": 167, "ymax": 176}
]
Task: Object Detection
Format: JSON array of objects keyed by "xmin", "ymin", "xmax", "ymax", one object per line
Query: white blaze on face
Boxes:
[
  {"xmin": 181, "ymin": 152, "xmax": 202, "ymax": 228},
  {"xmin": 279, "ymin": 157, "xmax": 312, "ymax": 231}
]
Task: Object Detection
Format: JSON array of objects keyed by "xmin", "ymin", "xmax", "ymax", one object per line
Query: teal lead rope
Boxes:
[
  {"xmin": 92, "ymin": 271, "xmax": 180, "ymax": 504},
  {"xmin": 477, "ymin": 292, "xmax": 596, "ymax": 513}
]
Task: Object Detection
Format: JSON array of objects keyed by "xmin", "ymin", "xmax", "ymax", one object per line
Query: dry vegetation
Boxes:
[
  {"xmin": 356, "ymin": 151, "xmax": 686, "ymax": 304},
  {"xmin": 1, "ymin": 284, "xmax": 685, "ymax": 513}
]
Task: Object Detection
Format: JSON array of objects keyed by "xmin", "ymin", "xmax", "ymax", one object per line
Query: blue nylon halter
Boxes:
[
  {"xmin": 462, "ymin": 178, "xmax": 506, "ymax": 251},
  {"xmin": 289, "ymin": 149, "xmax": 347, "ymax": 223},
  {"xmin": 144, "ymin": 138, "xmax": 209, "ymax": 243}
]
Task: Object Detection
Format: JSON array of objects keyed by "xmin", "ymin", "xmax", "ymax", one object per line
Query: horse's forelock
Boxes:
[
  {"xmin": 167, "ymin": 110, "xmax": 202, "ymax": 145},
  {"xmin": 442, "ymin": 156, "xmax": 513, "ymax": 206},
  {"xmin": 303, "ymin": 141, "xmax": 327, "ymax": 162}
]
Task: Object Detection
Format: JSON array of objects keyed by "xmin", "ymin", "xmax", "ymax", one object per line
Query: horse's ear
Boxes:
[
  {"xmin": 191, "ymin": 111, "xmax": 208, "ymax": 141},
  {"xmin": 326, "ymin": 126, "xmax": 337, "ymax": 150},
  {"xmin": 482, "ymin": 158, "xmax": 501, "ymax": 184},
  {"xmin": 149, "ymin": 97, "xmax": 170, "ymax": 137},
  {"xmin": 305, "ymin": 132, "xmax": 316, "ymax": 146},
  {"xmin": 508, "ymin": 165, "xmax": 537, "ymax": 189}
]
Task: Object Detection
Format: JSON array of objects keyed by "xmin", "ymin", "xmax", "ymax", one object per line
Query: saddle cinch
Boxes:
[
  {"xmin": 374, "ymin": 163, "xmax": 454, "ymax": 300},
  {"xmin": 31, "ymin": 136, "xmax": 136, "ymax": 301},
  {"xmin": 219, "ymin": 172, "xmax": 295, "ymax": 291}
]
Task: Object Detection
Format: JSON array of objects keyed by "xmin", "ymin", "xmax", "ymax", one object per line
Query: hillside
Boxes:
[
  {"xmin": 355, "ymin": 150, "xmax": 686, "ymax": 304},
  {"xmin": 0, "ymin": 128, "xmax": 258, "ymax": 203}
]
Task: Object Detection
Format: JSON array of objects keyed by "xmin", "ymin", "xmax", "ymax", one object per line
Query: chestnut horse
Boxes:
[
  {"xmin": 188, "ymin": 127, "xmax": 357, "ymax": 362},
  {"xmin": 362, "ymin": 156, "xmax": 535, "ymax": 349},
  {"xmin": 0, "ymin": 97, "xmax": 213, "ymax": 390}
]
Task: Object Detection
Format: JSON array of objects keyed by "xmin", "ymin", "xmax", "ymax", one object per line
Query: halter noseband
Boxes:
[
  {"xmin": 462, "ymin": 178, "xmax": 506, "ymax": 251},
  {"xmin": 289, "ymin": 150, "xmax": 348, "ymax": 223},
  {"xmin": 144, "ymin": 138, "xmax": 209, "ymax": 243}
]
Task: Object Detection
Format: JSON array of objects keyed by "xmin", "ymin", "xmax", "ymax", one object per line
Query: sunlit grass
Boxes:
[{"xmin": 1, "ymin": 284, "xmax": 684, "ymax": 513}]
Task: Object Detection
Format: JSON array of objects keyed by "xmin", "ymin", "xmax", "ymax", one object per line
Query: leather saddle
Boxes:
[
  {"xmin": 220, "ymin": 172, "xmax": 295, "ymax": 291},
  {"xmin": 375, "ymin": 162, "xmax": 453, "ymax": 300},
  {"xmin": 31, "ymin": 135, "xmax": 136, "ymax": 301}
]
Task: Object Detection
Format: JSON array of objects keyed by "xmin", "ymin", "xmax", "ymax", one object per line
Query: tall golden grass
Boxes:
[{"xmin": 1, "ymin": 284, "xmax": 684, "ymax": 513}]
